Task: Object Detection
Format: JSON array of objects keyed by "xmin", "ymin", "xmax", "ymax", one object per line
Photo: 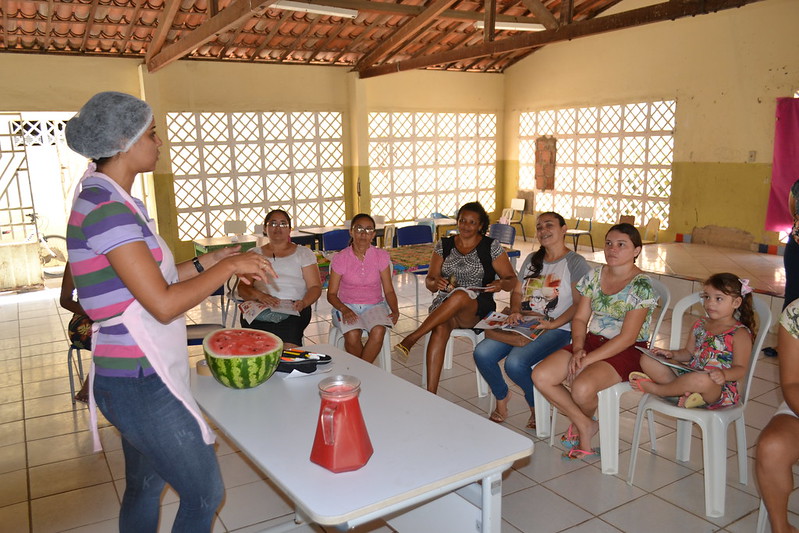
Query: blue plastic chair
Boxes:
[
  {"xmin": 396, "ymin": 225, "xmax": 434, "ymax": 308},
  {"xmin": 322, "ymin": 229, "xmax": 350, "ymax": 252},
  {"xmin": 488, "ymin": 223, "xmax": 520, "ymax": 269},
  {"xmin": 397, "ymin": 225, "xmax": 434, "ymax": 246}
]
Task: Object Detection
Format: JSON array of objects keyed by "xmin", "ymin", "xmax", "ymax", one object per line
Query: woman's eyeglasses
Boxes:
[
  {"xmin": 267, "ymin": 221, "xmax": 290, "ymax": 228},
  {"xmin": 353, "ymin": 226, "xmax": 375, "ymax": 234}
]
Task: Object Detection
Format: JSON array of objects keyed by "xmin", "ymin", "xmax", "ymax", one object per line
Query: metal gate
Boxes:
[{"xmin": 0, "ymin": 113, "xmax": 38, "ymax": 243}]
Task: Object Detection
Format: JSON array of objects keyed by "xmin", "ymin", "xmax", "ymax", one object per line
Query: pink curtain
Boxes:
[{"xmin": 765, "ymin": 98, "xmax": 799, "ymax": 232}]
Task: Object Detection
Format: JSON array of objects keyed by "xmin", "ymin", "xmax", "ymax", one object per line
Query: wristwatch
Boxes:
[{"xmin": 192, "ymin": 256, "xmax": 204, "ymax": 273}]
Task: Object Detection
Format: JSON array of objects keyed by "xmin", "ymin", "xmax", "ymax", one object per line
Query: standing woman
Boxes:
[
  {"xmin": 65, "ymin": 92, "xmax": 274, "ymax": 532},
  {"xmin": 532, "ymin": 223, "xmax": 658, "ymax": 459},
  {"xmin": 473, "ymin": 212, "xmax": 589, "ymax": 427},
  {"xmin": 784, "ymin": 178, "xmax": 799, "ymax": 310},
  {"xmin": 327, "ymin": 213, "xmax": 400, "ymax": 363},
  {"xmin": 394, "ymin": 201, "xmax": 517, "ymax": 393},
  {"xmin": 238, "ymin": 209, "xmax": 322, "ymax": 347}
]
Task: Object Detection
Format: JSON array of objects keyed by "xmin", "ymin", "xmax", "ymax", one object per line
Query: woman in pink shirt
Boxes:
[{"xmin": 327, "ymin": 213, "xmax": 399, "ymax": 363}]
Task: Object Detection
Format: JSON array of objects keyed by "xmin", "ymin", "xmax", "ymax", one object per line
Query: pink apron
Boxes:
[{"xmin": 74, "ymin": 167, "xmax": 214, "ymax": 452}]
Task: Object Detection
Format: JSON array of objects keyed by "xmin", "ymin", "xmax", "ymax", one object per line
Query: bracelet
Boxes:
[{"xmin": 192, "ymin": 256, "xmax": 204, "ymax": 273}]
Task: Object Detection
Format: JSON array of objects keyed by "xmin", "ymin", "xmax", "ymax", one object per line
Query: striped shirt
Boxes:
[{"xmin": 66, "ymin": 177, "xmax": 162, "ymax": 377}]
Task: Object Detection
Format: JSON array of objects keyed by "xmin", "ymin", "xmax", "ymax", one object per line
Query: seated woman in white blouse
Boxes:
[{"xmin": 238, "ymin": 209, "xmax": 322, "ymax": 347}]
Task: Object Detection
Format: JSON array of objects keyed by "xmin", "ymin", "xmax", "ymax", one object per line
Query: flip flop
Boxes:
[
  {"xmin": 560, "ymin": 424, "xmax": 580, "ymax": 449},
  {"xmin": 562, "ymin": 447, "xmax": 600, "ymax": 461},
  {"xmin": 677, "ymin": 392, "xmax": 706, "ymax": 408},
  {"xmin": 489, "ymin": 410, "xmax": 506, "ymax": 423},
  {"xmin": 629, "ymin": 371, "xmax": 653, "ymax": 393},
  {"xmin": 393, "ymin": 343, "xmax": 410, "ymax": 363}
]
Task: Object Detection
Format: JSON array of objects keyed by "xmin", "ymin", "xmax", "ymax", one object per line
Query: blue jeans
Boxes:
[
  {"xmin": 94, "ymin": 372, "xmax": 224, "ymax": 533},
  {"xmin": 473, "ymin": 328, "xmax": 571, "ymax": 407}
]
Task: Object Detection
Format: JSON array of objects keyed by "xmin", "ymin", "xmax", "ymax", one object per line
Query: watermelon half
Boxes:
[{"xmin": 203, "ymin": 328, "xmax": 283, "ymax": 389}]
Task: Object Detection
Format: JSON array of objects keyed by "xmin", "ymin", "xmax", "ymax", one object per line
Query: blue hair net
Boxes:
[{"xmin": 65, "ymin": 92, "xmax": 154, "ymax": 160}]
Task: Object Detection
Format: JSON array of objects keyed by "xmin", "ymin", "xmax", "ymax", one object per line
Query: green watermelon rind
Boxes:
[{"xmin": 203, "ymin": 328, "xmax": 283, "ymax": 389}]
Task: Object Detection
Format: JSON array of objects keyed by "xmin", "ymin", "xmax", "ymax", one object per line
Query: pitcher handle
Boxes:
[{"xmin": 321, "ymin": 403, "xmax": 337, "ymax": 445}]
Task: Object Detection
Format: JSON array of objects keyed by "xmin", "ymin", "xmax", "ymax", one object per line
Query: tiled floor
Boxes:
[{"xmin": 0, "ymin": 239, "xmax": 791, "ymax": 532}]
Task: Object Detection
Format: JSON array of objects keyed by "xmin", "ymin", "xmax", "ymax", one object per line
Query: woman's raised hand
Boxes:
[{"xmin": 225, "ymin": 253, "xmax": 276, "ymax": 285}]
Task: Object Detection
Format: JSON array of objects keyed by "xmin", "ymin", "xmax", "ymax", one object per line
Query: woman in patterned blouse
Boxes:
[{"xmin": 532, "ymin": 223, "xmax": 658, "ymax": 460}]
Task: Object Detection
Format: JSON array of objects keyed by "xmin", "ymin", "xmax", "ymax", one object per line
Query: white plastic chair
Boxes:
[
  {"xmin": 421, "ymin": 329, "xmax": 488, "ymax": 398},
  {"xmin": 327, "ymin": 325, "xmax": 392, "ymax": 373},
  {"xmin": 535, "ymin": 276, "xmax": 671, "ymax": 475},
  {"xmin": 626, "ymin": 293, "xmax": 772, "ymax": 517}
]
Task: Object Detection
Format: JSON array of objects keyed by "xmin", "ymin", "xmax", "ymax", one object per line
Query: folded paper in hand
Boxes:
[
  {"xmin": 239, "ymin": 300, "xmax": 300, "ymax": 323},
  {"xmin": 335, "ymin": 305, "xmax": 393, "ymax": 335},
  {"xmin": 474, "ymin": 311, "xmax": 546, "ymax": 341},
  {"xmin": 442, "ymin": 286, "xmax": 490, "ymax": 300}
]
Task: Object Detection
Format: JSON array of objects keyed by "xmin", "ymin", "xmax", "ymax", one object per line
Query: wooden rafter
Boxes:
[
  {"xmin": 120, "ymin": 0, "xmax": 145, "ymax": 55},
  {"xmin": 42, "ymin": 0, "xmax": 55, "ymax": 50},
  {"xmin": 519, "ymin": 0, "xmax": 558, "ymax": 30},
  {"xmin": 359, "ymin": 0, "xmax": 766, "ymax": 78},
  {"xmin": 146, "ymin": 0, "xmax": 181, "ymax": 63},
  {"xmin": 560, "ymin": 0, "xmax": 573, "ymax": 24},
  {"xmin": 249, "ymin": 11, "xmax": 294, "ymax": 61},
  {"xmin": 79, "ymin": 0, "xmax": 101, "ymax": 52},
  {"xmin": 147, "ymin": 0, "xmax": 280, "ymax": 72},
  {"xmin": 355, "ymin": 0, "xmax": 459, "ymax": 70},
  {"xmin": 305, "ymin": 20, "xmax": 347, "ymax": 63},
  {"xmin": 483, "ymin": 0, "xmax": 496, "ymax": 43}
]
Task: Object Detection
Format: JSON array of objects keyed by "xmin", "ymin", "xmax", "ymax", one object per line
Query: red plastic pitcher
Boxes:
[{"xmin": 310, "ymin": 374, "xmax": 373, "ymax": 473}]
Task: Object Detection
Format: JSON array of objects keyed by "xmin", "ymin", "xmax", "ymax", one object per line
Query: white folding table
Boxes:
[{"xmin": 191, "ymin": 344, "xmax": 533, "ymax": 532}]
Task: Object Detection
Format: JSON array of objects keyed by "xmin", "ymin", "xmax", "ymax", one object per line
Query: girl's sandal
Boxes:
[
  {"xmin": 560, "ymin": 424, "xmax": 580, "ymax": 449},
  {"xmin": 562, "ymin": 447, "xmax": 600, "ymax": 461},
  {"xmin": 629, "ymin": 371, "xmax": 653, "ymax": 393},
  {"xmin": 677, "ymin": 392, "xmax": 706, "ymax": 409},
  {"xmin": 393, "ymin": 343, "xmax": 410, "ymax": 363}
]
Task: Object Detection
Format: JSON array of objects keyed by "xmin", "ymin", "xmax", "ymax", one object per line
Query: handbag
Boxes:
[{"xmin": 68, "ymin": 313, "xmax": 93, "ymax": 349}]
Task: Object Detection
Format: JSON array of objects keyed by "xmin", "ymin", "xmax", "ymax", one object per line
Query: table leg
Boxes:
[{"xmin": 481, "ymin": 471, "xmax": 502, "ymax": 533}]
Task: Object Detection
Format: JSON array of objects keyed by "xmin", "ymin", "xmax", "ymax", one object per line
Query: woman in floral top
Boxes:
[{"xmin": 532, "ymin": 222, "xmax": 658, "ymax": 459}]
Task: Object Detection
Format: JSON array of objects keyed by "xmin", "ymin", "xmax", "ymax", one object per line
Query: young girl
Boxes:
[{"xmin": 630, "ymin": 273, "xmax": 755, "ymax": 409}]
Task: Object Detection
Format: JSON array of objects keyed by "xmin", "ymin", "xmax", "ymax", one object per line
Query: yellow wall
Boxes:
[
  {"xmin": 0, "ymin": 55, "xmax": 142, "ymax": 112},
  {"xmin": 505, "ymin": 0, "xmax": 799, "ymax": 244}
]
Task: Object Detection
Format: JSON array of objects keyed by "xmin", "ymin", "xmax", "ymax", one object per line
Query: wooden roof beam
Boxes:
[
  {"xmin": 359, "ymin": 0, "xmax": 765, "ymax": 78},
  {"xmin": 355, "ymin": 0, "xmax": 459, "ymax": 70},
  {"xmin": 145, "ymin": 0, "xmax": 181, "ymax": 63},
  {"xmin": 147, "ymin": 0, "xmax": 279, "ymax": 72},
  {"xmin": 483, "ymin": 0, "xmax": 496, "ymax": 43},
  {"xmin": 561, "ymin": 0, "xmax": 573, "ymax": 25},
  {"xmin": 519, "ymin": 0, "xmax": 558, "ymax": 29}
]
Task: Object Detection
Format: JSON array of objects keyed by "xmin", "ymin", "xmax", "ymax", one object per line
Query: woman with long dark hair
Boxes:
[
  {"xmin": 394, "ymin": 201, "xmax": 517, "ymax": 393},
  {"xmin": 473, "ymin": 212, "xmax": 589, "ymax": 427}
]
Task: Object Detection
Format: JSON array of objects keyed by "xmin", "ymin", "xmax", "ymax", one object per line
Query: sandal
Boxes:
[
  {"xmin": 677, "ymin": 392, "xmax": 706, "ymax": 409},
  {"xmin": 562, "ymin": 447, "xmax": 600, "ymax": 461},
  {"xmin": 393, "ymin": 343, "xmax": 410, "ymax": 363},
  {"xmin": 489, "ymin": 410, "xmax": 506, "ymax": 423},
  {"xmin": 629, "ymin": 371, "xmax": 653, "ymax": 393},
  {"xmin": 560, "ymin": 424, "xmax": 580, "ymax": 449},
  {"xmin": 526, "ymin": 413, "xmax": 536, "ymax": 429}
]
